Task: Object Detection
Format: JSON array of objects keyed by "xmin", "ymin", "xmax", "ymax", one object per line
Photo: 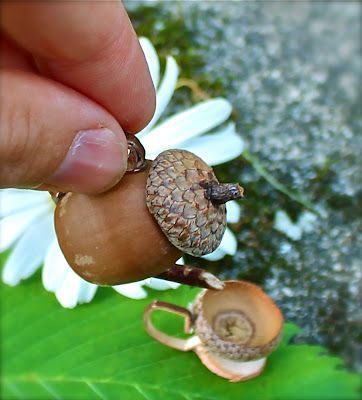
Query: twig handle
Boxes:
[
  {"xmin": 144, "ymin": 300, "xmax": 201, "ymax": 351},
  {"xmin": 157, "ymin": 264, "xmax": 224, "ymax": 290}
]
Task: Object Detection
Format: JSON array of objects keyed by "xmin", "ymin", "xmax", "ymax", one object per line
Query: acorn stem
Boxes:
[
  {"xmin": 201, "ymin": 181, "xmax": 244, "ymax": 204},
  {"xmin": 50, "ymin": 191, "xmax": 66, "ymax": 204},
  {"xmin": 157, "ymin": 264, "xmax": 225, "ymax": 290},
  {"xmin": 126, "ymin": 133, "xmax": 147, "ymax": 173}
]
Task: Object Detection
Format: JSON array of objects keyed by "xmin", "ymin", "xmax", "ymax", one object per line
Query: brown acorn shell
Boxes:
[
  {"xmin": 54, "ymin": 163, "xmax": 182, "ymax": 285},
  {"xmin": 146, "ymin": 149, "xmax": 227, "ymax": 256}
]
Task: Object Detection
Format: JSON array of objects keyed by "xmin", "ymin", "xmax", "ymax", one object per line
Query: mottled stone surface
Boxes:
[
  {"xmin": 146, "ymin": 149, "xmax": 226, "ymax": 255},
  {"xmin": 127, "ymin": 1, "xmax": 361, "ymax": 370}
]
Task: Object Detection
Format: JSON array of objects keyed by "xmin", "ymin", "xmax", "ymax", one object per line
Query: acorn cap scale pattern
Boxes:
[{"xmin": 146, "ymin": 149, "xmax": 227, "ymax": 256}]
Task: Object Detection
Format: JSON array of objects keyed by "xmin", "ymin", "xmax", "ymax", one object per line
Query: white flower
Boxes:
[
  {"xmin": 274, "ymin": 209, "xmax": 317, "ymax": 241},
  {"xmin": 0, "ymin": 37, "xmax": 244, "ymax": 308}
]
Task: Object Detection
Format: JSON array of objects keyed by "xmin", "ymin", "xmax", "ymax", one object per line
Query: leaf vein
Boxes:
[
  {"xmin": 2, "ymin": 376, "xmax": 220, "ymax": 400},
  {"xmin": 3, "ymin": 381, "xmax": 24, "ymax": 400},
  {"xmin": 37, "ymin": 378, "xmax": 62, "ymax": 400},
  {"xmin": 134, "ymin": 384, "xmax": 152, "ymax": 400},
  {"xmin": 37, "ymin": 320, "xmax": 140, "ymax": 370},
  {"xmin": 85, "ymin": 380, "xmax": 108, "ymax": 400}
]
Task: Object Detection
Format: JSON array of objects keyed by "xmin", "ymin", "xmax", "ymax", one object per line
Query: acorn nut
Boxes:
[
  {"xmin": 146, "ymin": 149, "xmax": 243, "ymax": 256},
  {"xmin": 54, "ymin": 135, "xmax": 244, "ymax": 286}
]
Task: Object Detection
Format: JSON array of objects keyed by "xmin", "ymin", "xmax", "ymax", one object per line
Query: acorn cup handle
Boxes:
[{"xmin": 143, "ymin": 300, "xmax": 201, "ymax": 351}]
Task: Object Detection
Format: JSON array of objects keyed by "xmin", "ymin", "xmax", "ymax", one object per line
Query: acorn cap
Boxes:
[
  {"xmin": 146, "ymin": 149, "xmax": 243, "ymax": 256},
  {"xmin": 193, "ymin": 280, "xmax": 284, "ymax": 362},
  {"xmin": 194, "ymin": 345, "xmax": 267, "ymax": 382}
]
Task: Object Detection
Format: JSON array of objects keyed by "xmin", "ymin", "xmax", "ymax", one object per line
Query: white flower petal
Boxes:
[
  {"xmin": 145, "ymin": 278, "xmax": 180, "ymax": 290},
  {"xmin": 42, "ymin": 239, "xmax": 69, "ymax": 292},
  {"xmin": 297, "ymin": 211, "xmax": 318, "ymax": 233},
  {"xmin": 138, "ymin": 56, "xmax": 179, "ymax": 138},
  {"xmin": 44, "ymin": 241, "xmax": 98, "ymax": 308},
  {"xmin": 143, "ymin": 98, "xmax": 233, "ymax": 156},
  {"xmin": 202, "ymin": 247, "xmax": 227, "ymax": 261},
  {"xmin": 139, "ymin": 37, "xmax": 160, "ymax": 88},
  {"xmin": 274, "ymin": 210, "xmax": 302, "ymax": 241},
  {"xmin": 179, "ymin": 123, "xmax": 244, "ymax": 165},
  {"xmin": 2, "ymin": 213, "xmax": 55, "ymax": 285},
  {"xmin": 201, "ymin": 228, "xmax": 238, "ymax": 261},
  {"xmin": 113, "ymin": 282, "xmax": 148, "ymax": 299},
  {"xmin": 203, "ymin": 228, "xmax": 238, "ymax": 261},
  {"xmin": 219, "ymin": 227, "xmax": 238, "ymax": 255},
  {"xmin": 0, "ymin": 189, "xmax": 50, "ymax": 218},
  {"xmin": 0, "ymin": 206, "xmax": 47, "ymax": 252},
  {"xmin": 226, "ymin": 201, "xmax": 241, "ymax": 224},
  {"xmin": 144, "ymin": 256, "xmax": 183, "ymax": 290},
  {"xmin": 55, "ymin": 269, "xmax": 83, "ymax": 309},
  {"xmin": 176, "ymin": 257, "xmax": 185, "ymax": 265},
  {"xmin": 76, "ymin": 281, "xmax": 98, "ymax": 304}
]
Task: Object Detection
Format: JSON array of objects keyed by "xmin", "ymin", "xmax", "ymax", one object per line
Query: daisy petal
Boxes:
[
  {"xmin": 143, "ymin": 98, "xmax": 233, "ymax": 156},
  {"xmin": 139, "ymin": 37, "xmax": 160, "ymax": 88},
  {"xmin": 274, "ymin": 210, "xmax": 302, "ymax": 241},
  {"xmin": 0, "ymin": 189, "xmax": 51, "ymax": 218},
  {"xmin": 202, "ymin": 247, "xmax": 227, "ymax": 261},
  {"xmin": 55, "ymin": 269, "xmax": 83, "ymax": 309},
  {"xmin": 219, "ymin": 227, "xmax": 238, "ymax": 255},
  {"xmin": 2, "ymin": 213, "xmax": 55, "ymax": 285},
  {"xmin": 44, "ymin": 238, "xmax": 97, "ymax": 307},
  {"xmin": 145, "ymin": 278, "xmax": 180, "ymax": 290},
  {"xmin": 0, "ymin": 206, "xmax": 47, "ymax": 252},
  {"xmin": 43, "ymin": 239, "xmax": 68, "ymax": 291},
  {"xmin": 138, "ymin": 56, "xmax": 179, "ymax": 138},
  {"xmin": 297, "ymin": 211, "xmax": 318, "ymax": 233},
  {"xmin": 226, "ymin": 201, "xmax": 241, "ymax": 224},
  {"xmin": 76, "ymin": 282, "xmax": 98, "ymax": 304},
  {"xmin": 179, "ymin": 123, "xmax": 244, "ymax": 165},
  {"xmin": 113, "ymin": 282, "xmax": 148, "ymax": 299},
  {"xmin": 203, "ymin": 227, "xmax": 238, "ymax": 261}
]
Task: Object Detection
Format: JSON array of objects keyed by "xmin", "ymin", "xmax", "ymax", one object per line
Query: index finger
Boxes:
[{"xmin": 1, "ymin": 1, "xmax": 155, "ymax": 133}]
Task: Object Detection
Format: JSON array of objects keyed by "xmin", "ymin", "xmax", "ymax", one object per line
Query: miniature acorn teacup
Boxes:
[{"xmin": 144, "ymin": 280, "xmax": 284, "ymax": 382}]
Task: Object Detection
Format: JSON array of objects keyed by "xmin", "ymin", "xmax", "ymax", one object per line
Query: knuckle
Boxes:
[{"xmin": 0, "ymin": 94, "xmax": 39, "ymax": 185}]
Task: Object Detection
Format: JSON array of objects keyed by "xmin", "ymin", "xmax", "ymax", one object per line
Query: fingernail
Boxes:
[{"xmin": 47, "ymin": 128, "xmax": 127, "ymax": 193}]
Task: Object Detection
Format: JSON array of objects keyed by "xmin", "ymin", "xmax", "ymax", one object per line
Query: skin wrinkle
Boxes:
[
  {"xmin": 1, "ymin": 3, "xmax": 125, "ymax": 62},
  {"xmin": 0, "ymin": 84, "xmax": 57, "ymax": 188},
  {"xmin": 36, "ymin": 29, "xmax": 155, "ymax": 132},
  {"xmin": 36, "ymin": 16, "xmax": 134, "ymax": 70},
  {"xmin": 0, "ymin": 99, "xmax": 31, "ymax": 185},
  {"xmin": 1, "ymin": 2, "xmax": 155, "ymax": 134}
]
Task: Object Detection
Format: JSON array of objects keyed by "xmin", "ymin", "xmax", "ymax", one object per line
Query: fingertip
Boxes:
[
  {"xmin": 0, "ymin": 69, "xmax": 129, "ymax": 193},
  {"xmin": 125, "ymin": 80, "xmax": 156, "ymax": 134},
  {"xmin": 46, "ymin": 128, "xmax": 128, "ymax": 194}
]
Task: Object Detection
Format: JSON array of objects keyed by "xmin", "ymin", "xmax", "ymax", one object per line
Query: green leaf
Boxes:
[{"xmin": 0, "ymin": 258, "xmax": 359, "ymax": 399}]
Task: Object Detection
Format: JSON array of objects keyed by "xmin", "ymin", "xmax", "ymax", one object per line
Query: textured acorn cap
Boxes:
[
  {"xmin": 193, "ymin": 280, "xmax": 284, "ymax": 361},
  {"xmin": 145, "ymin": 149, "xmax": 228, "ymax": 256}
]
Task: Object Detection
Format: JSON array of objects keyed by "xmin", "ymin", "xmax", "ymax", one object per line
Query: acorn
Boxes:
[
  {"xmin": 143, "ymin": 280, "xmax": 284, "ymax": 382},
  {"xmin": 192, "ymin": 281, "xmax": 283, "ymax": 381},
  {"xmin": 54, "ymin": 134, "xmax": 244, "ymax": 286}
]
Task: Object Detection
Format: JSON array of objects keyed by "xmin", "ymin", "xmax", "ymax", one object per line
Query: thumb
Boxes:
[{"xmin": 0, "ymin": 69, "xmax": 128, "ymax": 193}]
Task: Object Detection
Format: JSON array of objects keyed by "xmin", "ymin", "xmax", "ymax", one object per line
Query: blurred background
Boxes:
[{"xmin": 126, "ymin": 0, "xmax": 361, "ymax": 372}]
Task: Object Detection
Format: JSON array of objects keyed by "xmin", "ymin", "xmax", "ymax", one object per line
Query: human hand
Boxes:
[{"xmin": 0, "ymin": 2, "xmax": 155, "ymax": 193}]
